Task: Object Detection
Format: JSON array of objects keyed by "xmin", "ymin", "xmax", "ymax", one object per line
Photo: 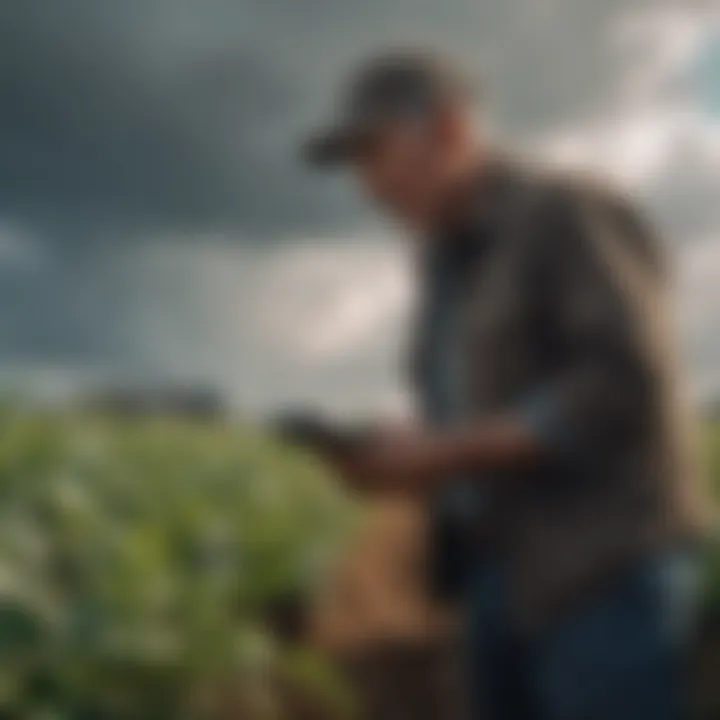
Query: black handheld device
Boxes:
[{"xmin": 271, "ymin": 410, "xmax": 369, "ymax": 457}]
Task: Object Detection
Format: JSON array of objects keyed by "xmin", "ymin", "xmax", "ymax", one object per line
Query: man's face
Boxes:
[{"xmin": 353, "ymin": 117, "xmax": 442, "ymax": 227}]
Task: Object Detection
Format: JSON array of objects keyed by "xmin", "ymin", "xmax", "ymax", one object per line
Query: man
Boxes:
[{"xmin": 302, "ymin": 50, "xmax": 705, "ymax": 720}]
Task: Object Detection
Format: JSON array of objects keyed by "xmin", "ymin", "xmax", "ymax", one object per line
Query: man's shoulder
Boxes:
[
  {"xmin": 499, "ymin": 156, "xmax": 629, "ymax": 215},
  {"xmin": 477, "ymin": 157, "xmax": 592, "ymax": 247},
  {"xmin": 502, "ymin": 157, "xmax": 665, "ymax": 274},
  {"xmin": 498, "ymin": 157, "xmax": 653, "ymax": 241}
]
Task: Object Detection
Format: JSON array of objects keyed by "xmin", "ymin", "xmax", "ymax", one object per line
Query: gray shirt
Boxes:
[{"xmin": 410, "ymin": 160, "xmax": 704, "ymax": 625}]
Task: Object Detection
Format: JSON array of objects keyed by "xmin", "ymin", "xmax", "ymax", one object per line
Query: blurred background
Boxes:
[{"xmin": 0, "ymin": 0, "xmax": 717, "ymax": 718}]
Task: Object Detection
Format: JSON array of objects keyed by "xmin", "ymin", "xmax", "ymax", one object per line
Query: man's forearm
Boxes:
[
  {"xmin": 417, "ymin": 415, "xmax": 545, "ymax": 492},
  {"xmin": 330, "ymin": 411, "xmax": 551, "ymax": 496}
]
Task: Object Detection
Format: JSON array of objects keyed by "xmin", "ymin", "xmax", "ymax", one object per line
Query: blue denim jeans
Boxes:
[{"xmin": 465, "ymin": 552, "xmax": 699, "ymax": 720}]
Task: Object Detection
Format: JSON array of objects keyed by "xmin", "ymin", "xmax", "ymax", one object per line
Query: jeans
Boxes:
[{"xmin": 465, "ymin": 552, "xmax": 699, "ymax": 720}]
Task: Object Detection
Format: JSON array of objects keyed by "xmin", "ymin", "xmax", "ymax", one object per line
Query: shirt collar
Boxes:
[{"xmin": 438, "ymin": 152, "xmax": 516, "ymax": 231}]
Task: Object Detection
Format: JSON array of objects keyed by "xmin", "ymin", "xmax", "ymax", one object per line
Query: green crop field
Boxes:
[
  {"xmin": 0, "ymin": 406, "xmax": 716, "ymax": 719},
  {"xmin": 0, "ymin": 408, "xmax": 357, "ymax": 719}
]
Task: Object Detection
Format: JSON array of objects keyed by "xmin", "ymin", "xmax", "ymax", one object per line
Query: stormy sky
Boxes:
[{"xmin": 0, "ymin": 0, "xmax": 718, "ymax": 414}]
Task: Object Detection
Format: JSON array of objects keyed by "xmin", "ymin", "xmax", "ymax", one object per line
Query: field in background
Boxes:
[
  {"xmin": 0, "ymin": 405, "xmax": 716, "ymax": 719},
  {"xmin": 0, "ymin": 407, "xmax": 356, "ymax": 719}
]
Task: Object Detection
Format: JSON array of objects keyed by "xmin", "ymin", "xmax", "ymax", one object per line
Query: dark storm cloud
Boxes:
[
  {"xmin": 1, "ymin": 0, "xmax": 702, "ymax": 244},
  {"xmin": 0, "ymin": 0, "xmax": 717, "ymax": 409},
  {"xmin": 0, "ymin": 1, "xmax": 314, "ymax": 239}
]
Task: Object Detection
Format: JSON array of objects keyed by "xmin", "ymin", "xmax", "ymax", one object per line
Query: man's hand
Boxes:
[
  {"xmin": 327, "ymin": 417, "xmax": 543, "ymax": 497},
  {"xmin": 332, "ymin": 425, "xmax": 438, "ymax": 494}
]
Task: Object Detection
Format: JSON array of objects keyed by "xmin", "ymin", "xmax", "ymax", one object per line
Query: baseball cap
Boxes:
[{"xmin": 303, "ymin": 50, "xmax": 478, "ymax": 167}]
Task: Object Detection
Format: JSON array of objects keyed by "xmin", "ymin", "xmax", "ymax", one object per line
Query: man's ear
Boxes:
[{"xmin": 432, "ymin": 102, "xmax": 468, "ymax": 153}]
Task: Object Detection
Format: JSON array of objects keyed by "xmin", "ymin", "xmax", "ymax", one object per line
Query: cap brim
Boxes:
[{"xmin": 302, "ymin": 125, "xmax": 369, "ymax": 168}]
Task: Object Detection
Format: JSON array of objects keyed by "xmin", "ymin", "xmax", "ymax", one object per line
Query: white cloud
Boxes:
[
  {"xmin": 256, "ymin": 239, "xmax": 411, "ymax": 363},
  {"xmin": 106, "ymin": 233, "xmax": 413, "ymax": 415},
  {"xmin": 540, "ymin": 5, "xmax": 720, "ymax": 190}
]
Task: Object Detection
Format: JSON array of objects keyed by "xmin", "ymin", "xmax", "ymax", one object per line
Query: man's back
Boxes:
[
  {"xmin": 304, "ymin": 49, "xmax": 704, "ymax": 717},
  {"xmin": 412, "ymin": 160, "xmax": 707, "ymax": 625}
]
